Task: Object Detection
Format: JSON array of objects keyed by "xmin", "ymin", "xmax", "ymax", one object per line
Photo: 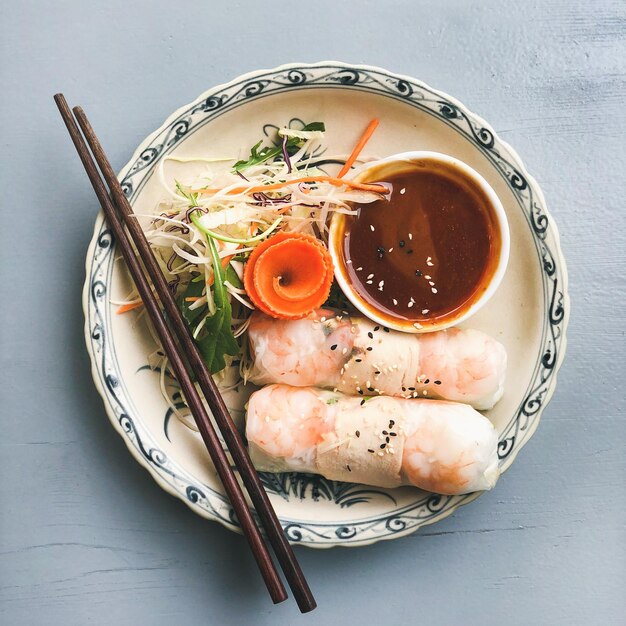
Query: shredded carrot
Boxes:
[
  {"xmin": 185, "ymin": 297, "xmax": 202, "ymax": 302},
  {"xmin": 206, "ymin": 248, "xmax": 240, "ymax": 286},
  {"xmin": 337, "ymin": 119, "xmax": 380, "ymax": 178},
  {"xmin": 243, "ymin": 232, "xmax": 333, "ymax": 319},
  {"xmin": 116, "ymin": 301, "xmax": 143, "ymax": 315},
  {"xmin": 192, "ymin": 175, "xmax": 387, "ymax": 197}
]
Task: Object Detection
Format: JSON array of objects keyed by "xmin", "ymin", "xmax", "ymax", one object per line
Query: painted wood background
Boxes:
[{"xmin": 1, "ymin": 1, "xmax": 624, "ymax": 624}]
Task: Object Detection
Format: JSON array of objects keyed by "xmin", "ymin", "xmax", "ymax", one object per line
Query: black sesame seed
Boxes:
[
  {"xmin": 355, "ymin": 358, "xmax": 362, "ymax": 362},
  {"xmin": 389, "ymin": 432, "xmax": 397, "ymax": 437},
  {"xmin": 330, "ymin": 344, "xmax": 337, "ymax": 350},
  {"xmin": 385, "ymin": 436, "xmax": 390, "ymax": 443},
  {"xmin": 415, "ymin": 269, "xmax": 422, "ymax": 276},
  {"xmin": 358, "ymin": 389, "xmax": 364, "ymax": 395},
  {"xmin": 382, "ymin": 430, "xmax": 388, "ymax": 435},
  {"xmin": 424, "ymin": 378, "xmax": 430, "ymax": 384},
  {"xmin": 383, "ymin": 327, "xmax": 390, "ymax": 333},
  {"xmin": 389, "ymin": 420, "xmax": 395, "ymax": 427},
  {"xmin": 360, "ymin": 399, "xmax": 365, "ymax": 406},
  {"xmin": 374, "ymin": 325, "xmax": 380, "ymax": 331},
  {"xmin": 399, "ymin": 240, "xmax": 405, "ymax": 248},
  {"xmin": 366, "ymin": 347, "xmax": 373, "ymax": 351},
  {"xmin": 401, "ymin": 386, "xmax": 406, "ymax": 392},
  {"xmin": 347, "ymin": 465, "xmax": 352, "ymax": 472},
  {"xmin": 380, "ymin": 443, "xmax": 386, "ymax": 449},
  {"xmin": 368, "ymin": 448, "xmax": 375, "ymax": 453},
  {"xmin": 356, "ymin": 430, "xmax": 361, "ymax": 437},
  {"xmin": 368, "ymin": 387, "xmax": 375, "ymax": 392},
  {"xmin": 434, "ymin": 380, "xmax": 442, "ymax": 385},
  {"xmin": 375, "ymin": 370, "xmax": 381, "ymax": 375},
  {"xmin": 408, "ymin": 387, "xmax": 416, "ymax": 391},
  {"xmin": 368, "ymin": 331, "xmax": 374, "ymax": 339}
]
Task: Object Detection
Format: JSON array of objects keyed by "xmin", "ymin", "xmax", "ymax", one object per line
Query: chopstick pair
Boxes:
[{"xmin": 54, "ymin": 94, "xmax": 316, "ymax": 613}]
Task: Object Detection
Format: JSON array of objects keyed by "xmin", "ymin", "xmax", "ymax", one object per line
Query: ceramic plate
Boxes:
[{"xmin": 83, "ymin": 62, "xmax": 569, "ymax": 548}]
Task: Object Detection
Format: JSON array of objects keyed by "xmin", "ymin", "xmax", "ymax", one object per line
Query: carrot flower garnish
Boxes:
[{"xmin": 243, "ymin": 232, "xmax": 334, "ymax": 319}]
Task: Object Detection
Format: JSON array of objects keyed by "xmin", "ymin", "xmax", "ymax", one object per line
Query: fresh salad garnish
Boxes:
[{"xmin": 116, "ymin": 118, "xmax": 381, "ymax": 377}]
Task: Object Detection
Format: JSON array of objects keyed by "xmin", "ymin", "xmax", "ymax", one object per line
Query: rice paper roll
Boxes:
[
  {"xmin": 247, "ymin": 309, "xmax": 507, "ymax": 410},
  {"xmin": 246, "ymin": 384, "xmax": 500, "ymax": 495}
]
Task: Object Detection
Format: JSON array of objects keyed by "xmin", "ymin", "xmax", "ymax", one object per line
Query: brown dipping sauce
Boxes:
[{"xmin": 341, "ymin": 158, "xmax": 502, "ymax": 327}]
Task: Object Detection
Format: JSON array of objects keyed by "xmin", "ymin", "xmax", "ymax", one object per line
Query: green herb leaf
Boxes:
[
  {"xmin": 224, "ymin": 264, "xmax": 243, "ymax": 289},
  {"xmin": 178, "ymin": 212, "xmax": 240, "ymax": 374},
  {"xmin": 194, "ymin": 236, "xmax": 240, "ymax": 373},
  {"xmin": 233, "ymin": 122, "xmax": 325, "ymax": 172}
]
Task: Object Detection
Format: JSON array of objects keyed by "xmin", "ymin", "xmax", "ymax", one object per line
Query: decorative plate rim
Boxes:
[{"xmin": 82, "ymin": 61, "xmax": 570, "ymax": 548}]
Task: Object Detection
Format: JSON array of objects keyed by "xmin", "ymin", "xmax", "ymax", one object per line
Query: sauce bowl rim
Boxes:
[{"xmin": 329, "ymin": 150, "xmax": 511, "ymax": 333}]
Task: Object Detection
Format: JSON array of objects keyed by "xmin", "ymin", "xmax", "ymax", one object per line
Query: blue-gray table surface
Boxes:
[{"xmin": 1, "ymin": 1, "xmax": 624, "ymax": 624}]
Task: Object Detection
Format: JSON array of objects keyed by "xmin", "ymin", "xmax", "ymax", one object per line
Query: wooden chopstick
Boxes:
[
  {"xmin": 54, "ymin": 93, "xmax": 290, "ymax": 607},
  {"xmin": 72, "ymin": 105, "xmax": 317, "ymax": 613}
]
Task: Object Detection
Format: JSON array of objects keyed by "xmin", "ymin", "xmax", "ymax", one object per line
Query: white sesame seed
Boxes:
[
  {"xmin": 427, "ymin": 261, "xmax": 434, "ymax": 266},
  {"xmin": 400, "ymin": 188, "xmax": 406, "ymax": 195},
  {"xmin": 320, "ymin": 316, "xmax": 326, "ymax": 322},
  {"xmin": 429, "ymin": 281, "xmax": 435, "ymax": 286},
  {"xmin": 342, "ymin": 347, "xmax": 348, "ymax": 354},
  {"xmin": 367, "ymin": 273, "xmax": 374, "ymax": 279},
  {"xmin": 356, "ymin": 266, "xmax": 363, "ymax": 271},
  {"xmin": 378, "ymin": 451, "xmax": 384, "ymax": 457},
  {"xmin": 388, "ymin": 247, "xmax": 393, "ymax": 252},
  {"xmin": 425, "ymin": 275, "xmax": 431, "ymax": 280},
  {"xmin": 366, "ymin": 280, "xmax": 373, "ymax": 285},
  {"xmin": 408, "ymin": 301, "xmax": 414, "ymax": 308},
  {"xmin": 408, "ymin": 233, "xmax": 413, "ymax": 240},
  {"xmin": 426, "ymin": 256, "xmax": 432, "ymax": 263},
  {"xmin": 378, "ymin": 280, "xmax": 384, "ymax": 287},
  {"xmin": 346, "ymin": 259, "xmax": 352, "ymax": 264},
  {"xmin": 432, "ymin": 287, "xmax": 438, "ymax": 294},
  {"xmin": 423, "ymin": 390, "xmax": 428, "ymax": 395},
  {"xmin": 393, "ymin": 298, "xmax": 398, "ymax": 305},
  {"xmin": 422, "ymin": 308, "xmax": 429, "ymax": 314},
  {"xmin": 413, "ymin": 322, "xmax": 423, "ymax": 329},
  {"xmin": 370, "ymin": 224, "xmax": 375, "ymax": 231}
]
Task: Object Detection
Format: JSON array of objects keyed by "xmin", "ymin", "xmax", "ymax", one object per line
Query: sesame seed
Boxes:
[
  {"xmin": 374, "ymin": 325, "xmax": 380, "ymax": 331},
  {"xmin": 265, "ymin": 415, "xmax": 270, "ymax": 422},
  {"xmin": 380, "ymin": 443, "xmax": 386, "ymax": 449},
  {"xmin": 378, "ymin": 280, "xmax": 384, "ymax": 288},
  {"xmin": 356, "ymin": 430, "xmax": 361, "ymax": 437},
  {"xmin": 368, "ymin": 331, "xmax": 374, "ymax": 339},
  {"xmin": 425, "ymin": 275, "xmax": 432, "ymax": 280},
  {"xmin": 378, "ymin": 451, "xmax": 384, "ymax": 457},
  {"xmin": 413, "ymin": 322, "xmax": 423, "ymax": 329},
  {"xmin": 408, "ymin": 233, "xmax": 413, "ymax": 240},
  {"xmin": 434, "ymin": 380, "xmax": 442, "ymax": 385},
  {"xmin": 427, "ymin": 261, "xmax": 434, "ymax": 266},
  {"xmin": 383, "ymin": 327, "xmax": 390, "ymax": 333},
  {"xmin": 423, "ymin": 390, "xmax": 428, "ymax": 395},
  {"xmin": 408, "ymin": 301, "xmax": 414, "ymax": 308},
  {"xmin": 370, "ymin": 224, "xmax": 375, "ymax": 231},
  {"xmin": 368, "ymin": 448, "xmax": 375, "ymax": 453},
  {"xmin": 346, "ymin": 465, "xmax": 352, "ymax": 472},
  {"xmin": 422, "ymin": 309, "xmax": 429, "ymax": 314},
  {"xmin": 388, "ymin": 247, "xmax": 393, "ymax": 253},
  {"xmin": 360, "ymin": 399, "xmax": 365, "ymax": 406},
  {"xmin": 415, "ymin": 269, "xmax": 422, "ymax": 276},
  {"xmin": 356, "ymin": 266, "xmax": 363, "ymax": 271},
  {"xmin": 393, "ymin": 298, "xmax": 398, "ymax": 305},
  {"xmin": 355, "ymin": 358, "xmax": 362, "ymax": 362},
  {"xmin": 330, "ymin": 344, "xmax": 337, "ymax": 350},
  {"xmin": 424, "ymin": 378, "xmax": 430, "ymax": 384},
  {"xmin": 346, "ymin": 259, "xmax": 352, "ymax": 264},
  {"xmin": 400, "ymin": 188, "xmax": 406, "ymax": 195},
  {"xmin": 366, "ymin": 280, "xmax": 373, "ymax": 285},
  {"xmin": 432, "ymin": 287, "xmax": 438, "ymax": 294},
  {"xmin": 367, "ymin": 273, "xmax": 374, "ymax": 280},
  {"xmin": 399, "ymin": 240, "xmax": 405, "ymax": 248}
]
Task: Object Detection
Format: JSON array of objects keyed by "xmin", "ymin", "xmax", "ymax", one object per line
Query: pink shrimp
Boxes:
[{"xmin": 247, "ymin": 309, "xmax": 355, "ymax": 387}]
